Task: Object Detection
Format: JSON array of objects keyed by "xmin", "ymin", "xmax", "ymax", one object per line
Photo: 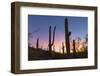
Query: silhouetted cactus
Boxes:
[
  {"xmin": 48, "ymin": 26, "xmax": 56, "ymax": 56},
  {"xmin": 36, "ymin": 38, "xmax": 39, "ymax": 49},
  {"xmin": 62, "ymin": 42, "xmax": 65, "ymax": 54},
  {"xmin": 73, "ymin": 40, "xmax": 76, "ymax": 54},
  {"xmin": 65, "ymin": 18, "xmax": 71, "ymax": 55}
]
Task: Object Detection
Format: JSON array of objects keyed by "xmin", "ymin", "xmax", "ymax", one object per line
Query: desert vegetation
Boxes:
[{"xmin": 28, "ymin": 17, "xmax": 88, "ymax": 60}]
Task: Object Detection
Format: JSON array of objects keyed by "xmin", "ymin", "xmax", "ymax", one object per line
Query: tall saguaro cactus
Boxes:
[
  {"xmin": 36, "ymin": 38, "xmax": 39, "ymax": 49},
  {"xmin": 48, "ymin": 26, "xmax": 56, "ymax": 56},
  {"xmin": 65, "ymin": 18, "xmax": 71, "ymax": 55}
]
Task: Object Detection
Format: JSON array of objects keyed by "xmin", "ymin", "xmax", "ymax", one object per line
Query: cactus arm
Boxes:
[
  {"xmin": 68, "ymin": 32, "xmax": 71, "ymax": 36},
  {"xmin": 52, "ymin": 26, "xmax": 56, "ymax": 45}
]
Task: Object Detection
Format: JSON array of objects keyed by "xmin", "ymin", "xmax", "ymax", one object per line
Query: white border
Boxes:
[{"xmin": 20, "ymin": 6, "xmax": 95, "ymax": 70}]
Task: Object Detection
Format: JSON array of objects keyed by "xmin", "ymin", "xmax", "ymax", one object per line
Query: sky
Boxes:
[{"xmin": 28, "ymin": 15, "xmax": 88, "ymax": 52}]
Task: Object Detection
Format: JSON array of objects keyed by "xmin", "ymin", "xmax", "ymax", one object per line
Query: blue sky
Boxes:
[{"xmin": 28, "ymin": 15, "xmax": 88, "ymax": 51}]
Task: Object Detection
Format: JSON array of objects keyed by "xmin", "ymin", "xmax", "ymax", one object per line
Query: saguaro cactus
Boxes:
[
  {"xmin": 36, "ymin": 38, "xmax": 39, "ymax": 49},
  {"xmin": 62, "ymin": 42, "xmax": 65, "ymax": 54},
  {"xmin": 65, "ymin": 18, "xmax": 71, "ymax": 55},
  {"xmin": 73, "ymin": 40, "xmax": 76, "ymax": 54},
  {"xmin": 48, "ymin": 26, "xmax": 56, "ymax": 56}
]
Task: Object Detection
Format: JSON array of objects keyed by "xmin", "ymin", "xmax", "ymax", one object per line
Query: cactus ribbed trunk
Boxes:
[
  {"xmin": 65, "ymin": 18, "xmax": 71, "ymax": 55},
  {"xmin": 62, "ymin": 42, "xmax": 65, "ymax": 54},
  {"xmin": 73, "ymin": 40, "xmax": 76, "ymax": 54}
]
